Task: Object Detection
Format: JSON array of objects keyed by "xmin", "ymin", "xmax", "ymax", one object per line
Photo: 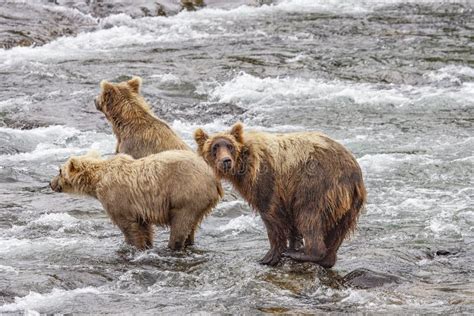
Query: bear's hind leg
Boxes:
[
  {"xmin": 319, "ymin": 206, "xmax": 361, "ymax": 268},
  {"xmin": 288, "ymin": 228, "xmax": 303, "ymax": 251},
  {"xmin": 284, "ymin": 212, "xmax": 327, "ymax": 264},
  {"xmin": 284, "ymin": 233, "xmax": 327, "ymax": 263},
  {"xmin": 139, "ymin": 221, "xmax": 154, "ymax": 249},
  {"xmin": 168, "ymin": 208, "xmax": 195, "ymax": 251}
]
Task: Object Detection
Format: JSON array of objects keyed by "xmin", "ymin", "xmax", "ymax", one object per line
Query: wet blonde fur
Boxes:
[{"xmin": 51, "ymin": 150, "xmax": 223, "ymax": 250}]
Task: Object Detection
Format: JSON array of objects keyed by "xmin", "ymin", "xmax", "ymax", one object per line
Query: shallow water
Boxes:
[{"xmin": 0, "ymin": 0, "xmax": 473, "ymax": 314}]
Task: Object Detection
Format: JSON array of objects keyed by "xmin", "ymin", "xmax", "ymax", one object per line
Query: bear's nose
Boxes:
[
  {"xmin": 222, "ymin": 158, "xmax": 232, "ymax": 171},
  {"xmin": 50, "ymin": 181, "xmax": 61, "ymax": 192},
  {"xmin": 94, "ymin": 98, "xmax": 100, "ymax": 110}
]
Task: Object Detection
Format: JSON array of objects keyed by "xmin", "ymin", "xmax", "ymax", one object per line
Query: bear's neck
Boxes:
[
  {"xmin": 108, "ymin": 102, "xmax": 161, "ymax": 134},
  {"xmin": 73, "ymin": 165, "xmax": 105, "ymax": 198},
  {"xmin": 229, "ymin": 144, "xmax": 269, "ymax": 210}
]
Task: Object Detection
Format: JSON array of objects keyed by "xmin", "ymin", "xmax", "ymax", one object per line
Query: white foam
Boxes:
[
  {"xmin": 170, "ymin": 120, "xmax": 232, "ymax": 145},
  {"xmin": 33, "ymin": 213, "xmax": 78, "ymax": 225},
  {"xmin": 0, "ymin": 125, "xmax": 115, "ymax": 162},
  {"xmin": 429, "ymin": 219, "xmax": 461, "ymax": 236},
  {"xmin": 275, "ymin": 0, "xmax": 371, "ymax": 14},
  {"xmin": 218, "ymin": 215, "xmax": 263, "ymax": 235},
  {"xmin": 150, "ymin": 73, "xmax": 182, "ymax": 85},
  {"xmin": 8, "ymin": 213, "xmax": 82, "ymax": 233},
  {"xmin": 0, "ymin": 287, "xmax": 102, "ymax": 313},
  {"xmin": 286, "ymin": 53, "xmax": 307, "ymax": 63},
  {"xmin": 208, "ymin": 72, "xmax": 409, "ymax": 108},
  {"xmin": 0, "ymin": 125, "xmax": 78, "ymax": 140},
  {"xmin": 436, "ymin": 65, "xmax": 474, "ymax": 78},
  {"xmin": 0, "ymin": 264, "xmax": 19, "ymax": 275},
  {"xmin": 399, "ymin": 198, "xmax": 433, "ymax": 211},
  {"xmin": 0, "ymin": 96, "xmax": 33, "ymax": 110},
  {"xmin": 358, "ymin": 153, "xmax": 437, "ymax": 175},
  {"xmin": 0, "ymin": 237, "xmax": 103, "ymax": 260},
  {"xmin": 207, "ymin": 72, "xmax": 474, "ymax": 110},
  {"xmin": 45, "ymin": 4, "xmax": 97, "ymax": 23}
]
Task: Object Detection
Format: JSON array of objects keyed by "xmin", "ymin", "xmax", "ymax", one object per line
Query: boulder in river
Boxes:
[{"xmin": 342, "ymin": 268, "xmax": 400, "ymax": 289}]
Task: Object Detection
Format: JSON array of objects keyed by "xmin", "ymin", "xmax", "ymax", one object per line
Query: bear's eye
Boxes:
[
  {"xmin": 212, "ymin": 143, "xmax": 219, "ymax": 154},
  {"xmin": 226, "ymin": 144, "xmax": 234, "ymax": 151}
]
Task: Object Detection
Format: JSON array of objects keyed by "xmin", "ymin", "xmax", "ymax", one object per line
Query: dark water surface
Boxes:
[{"xmin": 0, "ymin": 0, "xmax": 473, "ymax": 313}]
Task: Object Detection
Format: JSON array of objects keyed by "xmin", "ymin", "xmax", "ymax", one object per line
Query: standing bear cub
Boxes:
[
  {"xmin": 95, "ymin": 76, "xmax": 191, "ymax": 158},
  {"xmin": 50, "ymin": 150, "xmax": 223, "ymax": 250},
  {"xmin": 194, "ymin": 123, "xmax": 366, "ymax": 268}
]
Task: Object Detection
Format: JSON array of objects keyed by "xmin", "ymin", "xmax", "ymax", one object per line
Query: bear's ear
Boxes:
[
  {"xmin": 230, "ymin": 122, "xmax": 244, "ymax": 143},
  {"xmin": 67, "ymin": 158, "xmax": 83, "ymax": 174},
  {"xmin": 127, "ymin": 76, "xmax": 142, "ymax": 94},
  {"xmin": 100, "ymin": 80, "xmax": 114, "ymax": 93},
  {"xmin": 194, "ymin": 128, "xmax": 209, "ymax": 149}
]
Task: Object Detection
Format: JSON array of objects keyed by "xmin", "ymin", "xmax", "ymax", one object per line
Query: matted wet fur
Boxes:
[
  {"xmin": 194, "ymin": 123, "xmax": 366, "ymax": 268},
  {"xmin": 95, "ymin": 76, "xmax": 191, "ymax": 158},
  {"xmin": 50, "ymin": 150, "xmax": 223, "ymax": 251}
]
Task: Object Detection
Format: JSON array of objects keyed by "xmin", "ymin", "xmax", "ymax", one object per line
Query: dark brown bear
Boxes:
[{"xmin": 194, "ymin": 123, "xmax": 366, "ymax": 268}]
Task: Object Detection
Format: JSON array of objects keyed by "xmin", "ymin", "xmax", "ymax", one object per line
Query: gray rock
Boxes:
[{"xmin": 342, "ymin": 268, "xmax": 400, "ymax": 289}]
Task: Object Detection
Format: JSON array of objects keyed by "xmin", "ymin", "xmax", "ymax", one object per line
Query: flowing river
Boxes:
[{"xmin": 0, "ymin": 0, "xmax": 473, "ymax": 313}]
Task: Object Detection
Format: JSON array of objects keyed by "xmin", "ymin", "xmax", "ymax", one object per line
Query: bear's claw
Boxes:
[
  {"xmin": 282, "ymin": 249, "xmax": 326, "ymax": 263},
  {"xmin": 259, "ymin": 249, "xmax": 283, "ymax": 266}
]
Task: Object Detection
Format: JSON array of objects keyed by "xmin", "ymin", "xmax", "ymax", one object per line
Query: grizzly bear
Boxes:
[
  {"xmin": 194, "ymin": 123, "xmax": 366, "ymax": 268},
  {"xmin": 50, "ymin": 150, "xmax": 223, "ymax": 250},
  {"xmin": 95, "ymin": 76, "xmax": 191, "ymax": 158}
]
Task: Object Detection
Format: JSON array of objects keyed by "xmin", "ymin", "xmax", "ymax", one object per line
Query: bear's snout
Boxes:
[
  {"xmin": 222, "ymin": 158, "xmax": 232, "ymax": 171},
  {"xmin": 50, "ymin": 177, "xmax": 62, "ymax": 192},
  {"xmin": 94, "ymin": 97, "xmax": 101, "ymax": 111},
  {"xmin": 218, "ymin": 157, "xmax": 233, "ymax": 172}
]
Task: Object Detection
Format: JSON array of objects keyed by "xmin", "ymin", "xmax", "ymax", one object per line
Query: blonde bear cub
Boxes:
[{"xmin": 50, "ymin": 150, "xmax": 223, "ymax": 250}]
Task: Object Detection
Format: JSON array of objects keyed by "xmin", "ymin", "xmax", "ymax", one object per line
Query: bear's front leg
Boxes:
[
  {"xmin": 259, "ymin": 211, "xmax": 288, "ymax": 266},
  {"xmin": 118, "ymin": 220, "xmax": 154, "ymax": 250}
]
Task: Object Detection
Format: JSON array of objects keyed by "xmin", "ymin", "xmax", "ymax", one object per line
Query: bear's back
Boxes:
[
  {"xmin": 245, "ymin": 130, "xmax": 360, "ymax": 177},
  {"xmin": 98, "ymin": 150, "xmax": 219, "ymax": 205}
]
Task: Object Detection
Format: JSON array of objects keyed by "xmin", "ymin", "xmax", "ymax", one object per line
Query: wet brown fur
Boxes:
[
  {"xmin": 194, "ymin": 123, "xmax": 366, "ymax": 267},
  {"xmin": 95, "ymin": 76, "xmax": 191, "ymax": 158},
  {"xmin": 50, "ymin": 150, "xmax": 223, "ymax": 250}
]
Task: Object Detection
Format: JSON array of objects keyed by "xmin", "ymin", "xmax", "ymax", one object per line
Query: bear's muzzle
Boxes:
[
  {"xmin": 50, "ymin": 177, "xmax": 62, "ymax": 192},
  {"xmin": 94, "ymin": 97, "xmax": 102, "ymax": 111}
]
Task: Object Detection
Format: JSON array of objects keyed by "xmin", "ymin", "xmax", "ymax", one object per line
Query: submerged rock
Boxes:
[{"xmin": 342, "ymin": 268, "xmax": 400, "ymax": 289}]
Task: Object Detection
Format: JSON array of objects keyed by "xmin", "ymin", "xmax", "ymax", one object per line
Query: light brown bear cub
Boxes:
[
  {"xmin": 50, "ymin": 150, "xmax": 223, "ymax": 250},
  {"xmin": 95, "ymin": 76, "xmax": 191, "ymax": 158},
  {"xmin": 194, "ymin": 123, "xmax": 366, "ymax": 268}
]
